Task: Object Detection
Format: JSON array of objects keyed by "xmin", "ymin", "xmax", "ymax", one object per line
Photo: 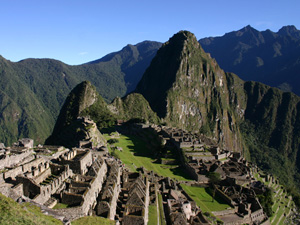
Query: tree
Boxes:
[{"xmin": 207, "ymin": 172, "xmax": 221, "ymax": 202}]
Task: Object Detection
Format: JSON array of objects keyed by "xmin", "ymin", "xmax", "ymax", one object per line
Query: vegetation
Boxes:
[
  {"xmin": 71, "ymin": 216, "xmax": 115, "ymax": 225},
  {"xmin": 53, "ymin": 203, "xmax": 68, "ymax": 209},
  {"xmin": 105, "ymin": 133, "xmax": 192, "ymax": 181},
  {"xmin": 0, "ymin": 41, "xmax": 161, "ymax": 146},
  {"xmin": 180, "ymin": 184, "xmax": 232, "ymax": 213},
  {"xmin": 157, "ymin": 193, "xmax": 166, "ymax": 225},
  {"xmin": 110, "ymin": 93, "xmax": 159, "ymax": 124},
  {"xmin": 199, "ymin": 25, "xmax": 300, "ymax": 96},
  {"xmin": 256, "ymin": 187, "xmax": 273, "ymax": 217},
  {"xmin": 0, "ymin": 193, "xmax": 62, "ymax": 225},
  {"xmin": 148, "ymin": 204, "xmax": 158, "ymax": 225}
]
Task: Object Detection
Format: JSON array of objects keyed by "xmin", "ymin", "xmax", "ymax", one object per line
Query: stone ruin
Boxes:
[{"xmin": 0, "ymin": 127, "xmax": 275, "ymax": 224}]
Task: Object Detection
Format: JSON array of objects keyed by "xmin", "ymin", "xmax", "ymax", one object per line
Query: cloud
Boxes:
[{"xmin": 78, "ymin": 52, "xmax": 88, "ymax": 56}]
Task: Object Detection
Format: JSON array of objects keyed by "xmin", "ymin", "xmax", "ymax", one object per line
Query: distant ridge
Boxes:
[{"xmin": 199, "ymin": 25, "xmax": 300, "ymax": 95}]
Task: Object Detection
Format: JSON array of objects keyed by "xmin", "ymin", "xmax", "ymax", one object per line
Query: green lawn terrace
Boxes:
[
  {"xmin": 180, "ymin": 184, "xmax": 232, "ymax": 212},
  {"xmin": 253, "ymin": 170, "xmax": 298, "ymax": 225},
  {"xmin": 71, "ymin": 216, "xmax": 115, "ymax": 225},
  {"xmin": 104, "ymin": 132, "xmax": 192, "ymax": 181}
]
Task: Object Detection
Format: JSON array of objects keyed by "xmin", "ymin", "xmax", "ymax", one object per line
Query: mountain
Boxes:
[
  {"xmin": 46, "ymin": 81, "xmax": 158, "ymax": 147},
  {"xmin": 87, "ymin": 41, "xmax": 162, "ymax": 94},
  {"xmin": 0, "ymin": 41, "xmax": 161, "ymax": 146},
  {"xmin": 45, "ymin": 81, "xmax": 114, "ymax": 147},
  {"xmin": 109, "ymin": 93, "xmax": 159, "ymax": 124},
  {"xmin": 136, "ymin": 31, "xmax": 245, "ymax": 151},
  {"xmin": 199, "ymin": 25, "xmax": 300, "ymax": 95},
  {"xmin": 135, "ymin": 30, "xmax": 300, "ymax": 192}
]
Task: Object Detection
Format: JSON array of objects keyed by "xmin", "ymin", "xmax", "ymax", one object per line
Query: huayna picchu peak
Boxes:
[{"xmin": 136, "ymin": 30, "xmax": 245, "ymax": 151}]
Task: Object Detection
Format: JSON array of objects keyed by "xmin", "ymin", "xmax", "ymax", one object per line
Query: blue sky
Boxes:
[{"xmin": 1, "ymin": 0, "xmax": 299, "ymax": 65}]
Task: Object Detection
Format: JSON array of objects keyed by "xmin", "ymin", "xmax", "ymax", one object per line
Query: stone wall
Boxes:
[
  {"xmin": 59, "ymin": 149, "xmax": 92, "ymax": 175},
  {"xmin": 32, "ymin": 168, "xmax": 51, "ymax": 184},
  {"xmin": 0, "ymin": 150, "xmax": 34, "ymax": 170},
  {"xmin": 79, "ymin": 151, "xmax": 92, "ymax": 174},
  {"xmin": 16, "ymin": 176, "xmax": 41, "ymax": 199},
  {"xmin": 0, "ymin": 173, "xmax": 4, "ymax": 183},
  {"xmin": 33, "ymin": 165, "xmax": 72, "ymax": 204},
  {"xmin": 215, "ymin": 187, "xmax": 235, "ymax": 207},
  {"xmin": 250, "ymin": 208, "xmax": 265, "ymax": 224},
  {"xmin": 16, "ymin": 163, "xmax": 72, "ymax": 205},
  {"xmin": 4, "ymin": 166, "xmax": 23, "ymax": 180},
  {"xmin": 212, "ymin": 208, "xmax": 237, "ymax": 216},
  {"xmin": 62, "ymin": 192, "xmax": 84, "ymax": 206},
  {"xmin": 54, "ymin": 159, "xmax": 107, "ymax": 221},
  {"xmin": 3, "ymin": 157, "xmax": 46, "ymax": 180},
  {"xmin": 22, "ymin": 158, "xmax": 44, "ymax": 173}
]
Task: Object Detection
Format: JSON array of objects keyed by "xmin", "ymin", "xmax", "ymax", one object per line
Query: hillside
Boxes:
[
  {"xmin": 109, "ymin": 93, "xmax": 159, "ymax": 124},
  {"xmin": 0, "ymin": 193, "xmax": 62, "ymax": 225},
  {"xmin": 0, "ymin": 41, "xmax": 161, "ymax": 146},
  {"xmin": 135, "ymin": 30, "xmax": 300, "ymax": 192},
  {"xmin": 199, "ymin": 25, "xmax": 300, "ymax": 95}
]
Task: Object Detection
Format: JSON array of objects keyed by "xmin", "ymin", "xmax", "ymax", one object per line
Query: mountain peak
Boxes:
[
  {"xmin": 278, "ymin": 25, "xmax": 300, "ymax": 39},
  {"xmin": 135, "ymin": 31, "xmax": 202, "ymax": 118},
  {"xmin": 236, "ymin": 25, "xmax": 258, "ymax": 36},
  {"xmin": 167, "ymin": 30, "xmax": 198, "ymax": 45}
]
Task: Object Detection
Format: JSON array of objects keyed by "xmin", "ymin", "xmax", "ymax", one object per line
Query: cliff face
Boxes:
[{"xmin": 136, "ymin": 31, "xmax": 246, "ymax": 151}]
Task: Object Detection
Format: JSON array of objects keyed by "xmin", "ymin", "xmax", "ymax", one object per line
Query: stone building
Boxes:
[
  {"xmin": 16, "ymin": 162, "xmax": 72, "ymax": 204},
  {"xmin": 57, "ymin": 148, "xmax": 93, "ymax": 175},
  {"xmin": 56, "ymin": 157, "xmax": 107, "ymax": 221},
  {"xmin": 117, "ymin": 172, "xmax": 150, "ymax": 225},
  {"xmin": 96, "ymin": 159, "xmax": 121, "ymax": 220}
]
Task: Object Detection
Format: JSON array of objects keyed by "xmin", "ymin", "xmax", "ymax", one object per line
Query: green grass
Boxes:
[
  {"xmin": 105, "ymin": 133, "xmax": 192, "ymax": 181},
  {"xmin": 272, "ymin": 205, "xmax": 286, "ymax": 225},
  {"xmin": 148, "ymin": 204, "xmax": 158, "ymax": 225},
  {"xmin": 254, "ymin": 172, "xmax": 293, "ymax": 225},
  {"xmin": 181, "ymin": 184, "xmax": 232, "ymax": 213},
  {"xmin": 53, "ymin": 203, "xmax": 68, "ymax": 209},
  {"xmin": 158, "ymin": 193, "xmax": 166, "ymax": 225},
  {"xmin": 0, "ymin": 193, "xmax": 62, "ymax": 225},
  {"xmin": 71, "ymin": 216, "xmax": 115, "ymax": 225}
]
